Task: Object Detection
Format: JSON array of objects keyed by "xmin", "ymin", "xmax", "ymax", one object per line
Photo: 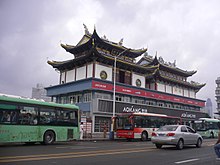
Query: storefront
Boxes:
[{"xmin": 94, "ymin": 99, "xmax": 209, "ymax": 128}]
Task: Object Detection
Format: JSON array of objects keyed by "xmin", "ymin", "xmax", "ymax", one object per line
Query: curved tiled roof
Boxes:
[
  {"xmin": 142, "ymin": 56, "xmax": 197, "ymax": 77},
  {"xmin": 145, "ymin": 68, "xmax": 205, "ymax": 91},
  {"xmin": 61, "ymin": 29, "xmax": 147, "ymax": 58}
]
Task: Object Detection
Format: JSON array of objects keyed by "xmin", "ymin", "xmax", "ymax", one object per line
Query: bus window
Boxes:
[
  {"xmin": 19, "ymin": 106, "xmax": 38, "ymax": 125},
  {"xmin": 39, "ymin": 107, "xmax": 56, "ymax": 125},
  {"xmin": 57, "ymin": 109, "xmax": 78, "ymax": 126},
  {"xmin": 0, "ymin": 104, "xmax": 18, "ymax": 124}
]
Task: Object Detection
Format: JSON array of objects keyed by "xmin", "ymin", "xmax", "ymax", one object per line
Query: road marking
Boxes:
[
  {"xmin": 0, "ymin": 147, "xmax": 154, "ymax": 163},
  {"xmin": 175, "ymin": 158, "xmax": 199, "ymax": 164},
  {"xmin": 56, "ymin": 146, "xmax": 97, "ymax": 149}
]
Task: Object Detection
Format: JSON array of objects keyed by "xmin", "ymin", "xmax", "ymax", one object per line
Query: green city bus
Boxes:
[
  {"xmin": 0, "ymin": 94, "xmax": 80, "ymax": 144},
  {"xmin": 193, "ymin": 118, "xmax": 220, "ymax": 138}
]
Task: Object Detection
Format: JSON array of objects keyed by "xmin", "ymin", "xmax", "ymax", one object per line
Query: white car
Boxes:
[{"xmin": 151, "ymin": 125, "xmax": 203, "ymax": 150}]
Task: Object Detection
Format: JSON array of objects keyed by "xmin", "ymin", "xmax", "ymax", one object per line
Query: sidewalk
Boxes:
[{"xmin": 80, "ymin": 132, "xmax": 120, "ymax": 141}]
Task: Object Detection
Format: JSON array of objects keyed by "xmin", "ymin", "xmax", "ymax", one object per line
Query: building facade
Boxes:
[
  {"xmin": 32, "ymin": 83, "xmax": 51, "ymax": 102},
  {"xmin": 205, "ymin": 98, "xmax": 213, "ymax": 118},
  {"xmin": 216, "ymin": 77, "xmax": 220, "ymax": 114},
  {"xmin": 46, "ymin": 26, "xmax": 209, "ymax": 134}
]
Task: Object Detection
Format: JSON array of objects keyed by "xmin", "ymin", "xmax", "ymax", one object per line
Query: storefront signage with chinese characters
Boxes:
[{"xmin": 122, "ymin": 106, "xmax": 148, "ymax": 113}]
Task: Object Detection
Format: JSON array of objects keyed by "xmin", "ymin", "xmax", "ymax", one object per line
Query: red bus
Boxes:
[{"xmin": 115, "ymin": 112, "xmax": 181, "ymax": 141}]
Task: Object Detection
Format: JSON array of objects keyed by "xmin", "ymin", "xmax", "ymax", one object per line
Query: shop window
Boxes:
[
  {"xmin": 116, "ymin": 95, "xmax": 123, "ymax": 101},
  {"xmin": 94, "ymin": 116, "xmax": 111, "ymax": 132}
]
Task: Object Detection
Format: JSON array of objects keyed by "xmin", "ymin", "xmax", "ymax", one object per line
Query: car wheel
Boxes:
[
  {"xmin": 141, "ymin": 131, "xmax": 148, "ymax": 141},
  {"xmin": 196, "ymin": 138, "xmax": 202, "ymax": 148},
  {"xmin": 155, "ymin": 144, "xmax": 162, "ymax": 149},
  {"xmin": 176, "ymin": 139, "xmax": 184, "ymax": 150}
]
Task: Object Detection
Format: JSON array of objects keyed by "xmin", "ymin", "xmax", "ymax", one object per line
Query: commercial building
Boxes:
[
  {"xmin": 46, "ymin": 26, "xmax": 209, "ymax": 134},
  {"xmin": 216, "ymin": 77, "xmax": 220, "ymax": 114},
  {"xmin": 32, "ymin": 83, "xmax": 51, "ymax": 102},
  {"xmin": 205, "ymin": 98, "xmax": 213, "ymax": 118}
]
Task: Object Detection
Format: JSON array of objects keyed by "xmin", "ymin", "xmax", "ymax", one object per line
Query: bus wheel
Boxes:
[
  {"xmin": 141, "ymin": 131, "xmax": 148, "ymax": 141},
  {"xmin": 43, "ymin": 131, "xmax": 55, "ymax": 145}
]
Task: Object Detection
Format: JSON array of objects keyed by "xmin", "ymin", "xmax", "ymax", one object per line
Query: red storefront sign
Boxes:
[{"xmin": 91, "ymin": 80, "xmax": 205, "ymax": 107}]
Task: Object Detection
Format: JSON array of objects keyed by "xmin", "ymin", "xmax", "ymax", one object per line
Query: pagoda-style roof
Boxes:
[
  {"xmin": 139, "ymin": 56, "xmax": 197, "ymax": 77},
  {"xmin": 48, "ymin": 47, "xmax": 158, "ymax": 73},
  {"xmin": 145, "ymin": 69, "xmax": 205, "ymax": 92},
  {"xmin": 61, "ymin": 28, "xmax": 147, "ymax": 59}
]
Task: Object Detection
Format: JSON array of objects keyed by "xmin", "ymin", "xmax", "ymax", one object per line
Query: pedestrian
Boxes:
[
  {"xmin": 103, "ymin": 122, "xmax": 107, "ymax": 138},
  {"xmin": 80, "ymin": 122, "xmax": 84, "ymax": 140},
  {"xmin": 214, "ymin": 123, "xmax": 220, "ymax": 160}
]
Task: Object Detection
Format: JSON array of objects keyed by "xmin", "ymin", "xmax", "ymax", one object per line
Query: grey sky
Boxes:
[{"xmin": 0, "ymin": 0, "xmax": 219, "ymax": 109}]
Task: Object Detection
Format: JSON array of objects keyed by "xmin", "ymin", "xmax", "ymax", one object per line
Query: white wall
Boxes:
[
  {"xmin": 66, "ymin": 69, "xmax": 75, "ymax": 83},
  {"xmin": 189, "ymin": 90, "xmax": 196, "ymax": 98},
  {"xmin": 95, "ymin": 64, "xmax": 112, "ymax": 81},
  {"xmin": 60, "ymin": 72, "xmax": 65, "ymax": 84},
  {"xmin": 184, "ymin": 89, "xmax": 189, "ymax": 97},
  {"xmin": 87, "ymin": 64, "xmax": 93, "ymax": 78},
  {"xmin": 157, "ymin": 82, "xmax": 165, "ymax": 92},
  {"xmin": 166, "ymin": 85, "xmax": 172, "ymax": 94},
  {"xmin": 132, "ymin": 73, "xmax": 145, "ymax": 88},
  {"xmin": 173, "ymin": 86, "xmax": 183, "ymax": 96},
  {"xmin": 76, "ymin": 66, "xmax": 86, "ymax": 81}
]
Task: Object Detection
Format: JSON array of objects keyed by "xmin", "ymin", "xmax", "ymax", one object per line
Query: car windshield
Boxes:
[{"xmin": 158, "ymin": 125, "xmax": 178, "ymax": 131}]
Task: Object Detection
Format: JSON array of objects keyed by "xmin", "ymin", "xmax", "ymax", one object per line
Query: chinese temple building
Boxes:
[{"xmin": 46, "ymin": 25, "xmax": 208, "ymax": 134}]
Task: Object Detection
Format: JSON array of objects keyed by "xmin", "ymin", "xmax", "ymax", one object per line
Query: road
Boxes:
[{"xmin": 0, "ymin": 139, "xmax": 218, "ymax": 165}]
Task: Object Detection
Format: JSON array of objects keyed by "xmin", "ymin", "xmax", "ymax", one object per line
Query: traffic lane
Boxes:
[
  {"xmin": 0, "ymin": 146, "xmax": 217, "ymax": 165},
  {"xmin": 0, "ymin": 146, "xmax": 155, "ymax": 165},
  {"xmin": 0, "ymin": 140, "xmax": 218, "ymax": 165},
  {"xmin": 0, "ymin": 140, "xmax": 153, "ymax": 157},
  {"xmin": 0, "ymin": 139, "xmax": 216, "ymax": 157}
]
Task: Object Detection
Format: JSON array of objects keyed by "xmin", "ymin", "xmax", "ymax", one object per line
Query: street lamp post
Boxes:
[{"xmin": 110, "ymin": 49, "xmax": 129, "ymax": 140}]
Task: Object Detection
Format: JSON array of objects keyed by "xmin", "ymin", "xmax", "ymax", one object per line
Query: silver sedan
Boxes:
[{"xmin": 151, "ymin": 125, "xmax": 203, "ymax": 150}]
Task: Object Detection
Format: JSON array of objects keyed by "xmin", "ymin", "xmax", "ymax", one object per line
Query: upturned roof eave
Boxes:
[
  {"xmin": 48, "ymin": 47, "xmax": 157, "ymax": 72},
  {"xmin": 145, "ymin": 70, "xmax": 205, "ymax": 90},
  {"xmin": 143, "ymin": 57, "xmax": 197, "ymax": 77},
  {"xmin": 60, "ymin": 29, "xmax": 147, "ymax": 58}
]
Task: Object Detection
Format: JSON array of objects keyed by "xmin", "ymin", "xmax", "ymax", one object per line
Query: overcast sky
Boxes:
[{"xmin": 0, "ymin": 0, "xmax": 219, "ymax": 109}]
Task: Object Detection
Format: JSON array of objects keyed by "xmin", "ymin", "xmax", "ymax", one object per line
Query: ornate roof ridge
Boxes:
[
  {"xmin": 142, "ymin": 55, "xmax": 196, "ymax": 76},
  {"xmin": 61, "ymin": 25, "xmax": 147, "ymax": 57}
]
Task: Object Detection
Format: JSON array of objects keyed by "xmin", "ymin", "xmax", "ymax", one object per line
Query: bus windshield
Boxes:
[
  {"xmin": 194, "ymin": 121, "xmax": 207, "ymax": 131},
  {"xmin": 116, "ymin": 116, "xmax": 133, "ymax": 130}
]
